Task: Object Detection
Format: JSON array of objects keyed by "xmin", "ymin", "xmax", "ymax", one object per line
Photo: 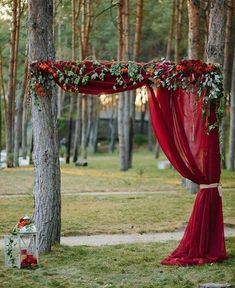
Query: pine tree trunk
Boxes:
[
  {"xmin": 0, "ymin": 81, "xmax": 1, "ymax": 164},
  {"xmin": 76, "ymin": 0, "xmax": 92, "ymax": 164},
  {"xmin": 14, "ymin": 52, "xmax": 28, "ymax": 166},
  {"xmin": 66, "ymin": 0, "xmax": 77, "ymax": 164},
  {"xmin": 221, "ymin": 0, "xmax": 234, "ymax": 169},
  {"xmin": 28, "ymin": 0, "xmax": 61, "ymax": 253},
  {"xmin": 0, "ymin": 50, "xmax": 6, "ymax": 164},
  {"xmin": 207, "ymin": 0, "xmax": 225, "ymax": 174},
  {"xmin": 228, "ymin": 49, "xmax": 235, "ymax": 170},
  {"xmin": 6, "ymin": 0, "xmax": 18, "ymax": 168},
  {"xmin": 175, "ymin": 0, "xmax": 183, "ymax": 62},
  {"xmin": 89, "ymin": 96, "xmax": 99, "ymax": 153},
  {"xmin": 187, "ymin": 0, "xmax": 200, "ymax": 59},
  {"xmin": 166, "ymin": 0, "xmax": 175, "ymax": 60},
  {"xmin": 186, "ymin": 0, "xmax": 201, "ymax": 193},
  {"xmin": 129, "ymin": 0, "xmax": 143, "ymax": 167},
  {"xmin": 73, "ymin": 94, "xmax": 82, "ymax": 162},
  {"xmin": 81, "ymin": 96, "xmax": 88, "ymax": 162},
  {"xmin": 117, "ymin": 0, "xmax": 130, "ymax": 170},
  {"xmin": 117, "ymin": 0, "xmax": 126, "ymax": 170},
  {"xmin": 109, "ymin": 106, "xmax": 117, "ymax": 153},
  {"xmin": 66, "ymin": 95, "xmax": 74, "ymax": 164},
  {"xmin": 21, "ymin": 92, "xmax": 28, "ymax": 159},
  {"xmin": 207, "ymin": 1, "xmax": 225, "ymax": 64}
]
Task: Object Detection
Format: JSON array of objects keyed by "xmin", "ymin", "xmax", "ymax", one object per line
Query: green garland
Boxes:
[{"xmin": 30, "ymin": 59, "xmax": 224, "ymax": 130}]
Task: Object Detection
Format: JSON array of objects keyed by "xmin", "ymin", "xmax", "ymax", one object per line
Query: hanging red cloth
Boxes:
[
  {"xmin": 30, "ymin": 59, "xmax": 227, "ymax": 265},
  {"xmin": 148, "ymin": 87, "xmax": 227, "ymax": 265}
]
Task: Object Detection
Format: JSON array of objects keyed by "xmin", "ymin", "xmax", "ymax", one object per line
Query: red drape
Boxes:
[
  {"xmin": 30, "ymin": 60, "xmax": 227, "ymax": 265},
  {"xmin": 148, "ymin": 87, "xmax": 227, "ymax": 265}
]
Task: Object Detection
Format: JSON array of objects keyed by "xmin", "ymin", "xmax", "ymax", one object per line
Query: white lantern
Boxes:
[{"xmin": 4, "ymin": 216, "xmax": 39, "ymax": 269}]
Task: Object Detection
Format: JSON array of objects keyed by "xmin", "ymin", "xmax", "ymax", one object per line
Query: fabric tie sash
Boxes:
[{"xmin": 200, "ymin": 183, "xmax": 222, "ymax": 197}]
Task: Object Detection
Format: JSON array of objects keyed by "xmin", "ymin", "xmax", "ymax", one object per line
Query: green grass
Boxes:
[
  {"xmin": 0, "ymin": 189, "xmax": 234, "ymax": 238},
  {"xmin": 1, "ymin": 151, "xmax": 234, "ymax": 196},
  {"xmin": 0, "ymin": 151, "xmax": 234, "ymax": 237},
  {"xmin": 0, "ymin": 151, "xmax": 235, "ymax": 287},
  {"xmin": 0, "ymin": 238, "xmax": 234, "ymax": 288}
]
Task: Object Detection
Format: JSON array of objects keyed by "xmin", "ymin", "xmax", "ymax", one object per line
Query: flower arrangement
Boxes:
[
  {"xmin": 5, "ymin": 216, "xmax": 38, "ymax": 269},
  {"xmin": 30, "ymin": 59, "xmax": 224, "ymax": 130}
]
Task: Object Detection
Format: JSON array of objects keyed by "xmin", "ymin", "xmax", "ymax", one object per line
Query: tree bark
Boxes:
[
  {"xmin": 175, "ymin": 0, "xmax": 183, "ymax": 62},
  {"xmin": 109, "ymin": 104, "xmax": 117, "ymax": 153},
  {"xmin": 76, "ymin": 0, "xmax": 92, "ymax": 164},
  {"xmin": 14, "ymin": 52, "xmax": 28, "ymax": 167},
  {"xmin": 0, "ymin": 49, "xmax": 6, "ymax": 164},
  {"xmin": 22, "ymin": 88, "xmax": 28, "ymax": 160},
  {"xmin": 73, "ymin": 94, "xmax": 82, "ymax": 162},
  {"xmin": 129, "ymin": 0, "xmax": 144, "ymax": 168},
  {"xmin": 228, "ymin": 48, "xmax": 235, "ymax": 170},
  {"xmin": 221, "ymin": 0, "xmax": 234, "ymax": 169},
  {"xmin": 66, "ymin": 0, "xmax": 77, "ymax": 164},
  {"xmin": 207, "ymin": 1, "xmax": 225, "ymax": 65},
  {"xmin": 117, "ymin": 0, "xmax": 127, "ymax": 170},
  {"xmin": 186, "ymin": 0, "xmax": 201, "ymax": 193},
  {"xmin": 166, "ymin": 0, "xmax": 175, "ymax": 60},
  {"xmin": 6, "ymin": 0, "xmax": 18, "ymax": 167},
  {"xmin": 207, "ymin": 0, "xmax": 226, "ymax": 173},
  {"xmin": 28, "ymin": 0, "xmax": 61, "ymax": 253},
  {"xmin": 88, "ymin": 96, "xmax": 99, "ymax": 153},
  {"xmin": 187, "ymin": 0, "xmax": 201, "ymax": 59}
]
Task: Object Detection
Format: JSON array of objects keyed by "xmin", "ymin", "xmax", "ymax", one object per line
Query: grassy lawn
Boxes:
[
  {"xmin": 0, "ymin": 150, "xmax": 234, "ymax": 237},
  {"xmin": 0, "ymin": 151, "xmax": 235, "ymax": 287},
  {"xmin": 0, "ymin": 238, "xmax": 234, "ymax": 288}
]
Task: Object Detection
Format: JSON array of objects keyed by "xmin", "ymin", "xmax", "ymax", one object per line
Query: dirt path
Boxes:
[{"xmin": 1, "ymin": 227, "xmax": 235, "ymax": 248}]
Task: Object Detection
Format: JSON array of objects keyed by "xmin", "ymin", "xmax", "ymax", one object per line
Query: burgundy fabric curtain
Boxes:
[
  {"xmin": 148, "ymin": 87, "xmax": 227, "ymax": 265},
  {"xmin": 31, "ymin": 60, "xmax": 227, "ymax": 266}
]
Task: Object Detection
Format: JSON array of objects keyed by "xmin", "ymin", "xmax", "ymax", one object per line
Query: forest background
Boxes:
[{"xmin": 0, "ymin": 0, "xmax": 234, "ymax": 173}]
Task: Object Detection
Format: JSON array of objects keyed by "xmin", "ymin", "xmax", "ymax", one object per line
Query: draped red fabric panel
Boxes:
[
  {"xmin": 33, "ymin": 60, "xmax": 150, "ymax": 95},
  {"xmin": 148, "ymin": 87, "xmax": 227, "ymax": 265},
  {"xmin": 30, "ymin": 59, "xmax": 227, "ymax": 266}
]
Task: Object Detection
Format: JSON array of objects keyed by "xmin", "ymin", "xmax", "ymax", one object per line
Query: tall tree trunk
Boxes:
[
  {"xmin": 117, "ymin": 0, "xmax": 126, "ymax": 170},
  {"xmin": 129, "ymin": 0, "xmax": 143, "ymax": 168},
  {"xmin": 175, "ymin": 0, "xmax": 183, "ymax": 62},
  {"xmin": 21, "ymin": 88, "xmax": 28, "ymax": 159},
  {"xmin": 207, "ymin": 0, "xmax": 225, "ymax": 172},
  {"xmin": 0, "ymin": 79, "xmax": 1, "ymax": 164},
  {"xmin": 228, "ymin": 49, "xmax": 235, "ymax": 170},
  {"xmin": 81, "ymin": 95, "xmax": 88, "ymax": 162},
  {"xmin": 89, "ymin": 96, "xmax": 99, "ymax": 153},
  {"xmin": 28, "ymin": 0, "xmax": 61, "ymax": 253},
  {"xmin": 0, "ymin": 50, "xmax": 6, "ymax": 164},
  {"xmin": 6, "ymin": 0, "xmax": 18, "ymax": 168},
  {"xmin": 207, "ymin": 1, "xmax": 225, "ymax": 64},
  {"xmin": 117, "ymin": 0, "xmax": 131, "ymax": 171},
  {"xmin": 73, "ymin": 95, "xmax": 82, "ymax": 162},
  {"xmin": 76, "ymin": 0, "xmax": 92, "ymax": 164},
  {"xmin": 166, "ymin": 0, "xmax": 176, "ymax": 60},
  {"xmin": 66, "ymin": 95, "xmax": 74, "ymax": 164},
  {"xmin": 221, "ymin": 0, "xmax": 234, "ymax": 169},
  {"xmin": 109, "ymin": 103, "xmax": 117, "ymax": 153},
  {"xmin": 66, "ymin": 0, "xmax": 77, "ymax": 164},
  {"xmin": 187, "ymin": 0, "xmax": 200, "ymax": 59},
  {"xmin": 186, "ymin": 0, "xmax": 201, "ymax": 193},
  {"xmin": 14, "ymin": 53, "xmax": 28, "ymax": 166}
]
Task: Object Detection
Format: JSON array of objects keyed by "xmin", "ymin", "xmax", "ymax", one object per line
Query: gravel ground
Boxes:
[{"xmin": 1, "ymin": 227, "xmax": 235, "ymax": 248}]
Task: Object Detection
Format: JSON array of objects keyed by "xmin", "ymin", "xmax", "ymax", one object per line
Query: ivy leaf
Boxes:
[
  {"xmin": 74, "ymin": 77, "xmax": 80, "ymax": 85},
  {"xmin": 91, "ymin": 73, "xmax": 98, "ymax": 80}
]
